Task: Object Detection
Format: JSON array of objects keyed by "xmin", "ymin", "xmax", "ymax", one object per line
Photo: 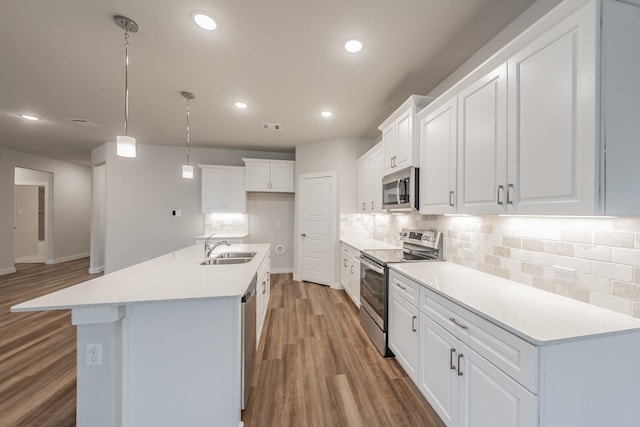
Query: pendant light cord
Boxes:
[
  {"xmin": 124, "ymin": 30, "xmax": 130, "ymax": 136},
  {"xmin": 186, "ymin": 98, "xmax": 191, "ymax": 165}
]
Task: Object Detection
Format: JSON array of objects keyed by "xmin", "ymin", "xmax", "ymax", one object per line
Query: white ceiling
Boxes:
[{"xmin": 0, "ymin": 0, "xmax": 536, "ymax": 166}]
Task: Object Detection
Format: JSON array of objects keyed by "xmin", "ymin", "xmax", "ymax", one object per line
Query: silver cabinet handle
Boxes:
[
  {"xmin": 449, "ymin": 317, "xmax": 468, "ymax": 330},
  {"xmin": 457, "ymin": 354, "xmax": 464, "ymax": 376},
  {"xmin": 371, "ymin": 201, "xmax": 374, "ymax": 210},
  {"xmin": 497, "ymin": 185, "xmax": 504, "ymax": 205},
  {"xmin": 262, "ymin": 280, "xmax": 267, "ymax": 294},
  {"xmin": 507, "ymin": 183, "xmax": 515, "ymax": 205},
  {"xmin": 343, "ymin": 259, "xmax": 347, "ymax": 267},
  {"xmin": 300, "ymin": 233, "xmax": 306, "ymax": 237},
  {"xmin": 350, "ymin": 265, "xmax": 354, "ymax": 274},
  {"xmin": 412, "ymin": 315, "xmax": 417, "ymax": 332},
  {"xmin": 450, "ymin": 348, "xmax": 456, "ymax": 370},
  {"xmin": 362, "ymin": 202, "xmax": 366, "ymax": 211},
  {"xmin": 449, "ymin": 191, "xmax": 455, "ymax": 207}
]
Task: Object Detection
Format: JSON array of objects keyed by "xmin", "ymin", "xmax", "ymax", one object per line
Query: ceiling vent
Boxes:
[
  {"xmin": 261, "ymin": 122, "xmax": 281, "ymax": 131},
  {"xmin": 66, "ymin": 117, "xmax": 101, "ymax": 127}
]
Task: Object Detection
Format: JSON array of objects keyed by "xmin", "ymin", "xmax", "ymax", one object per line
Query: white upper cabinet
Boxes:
[
  {"xmin": 242, "ymin": 159, "xmax": 295, "ymax": 192},
  {"xmin": 417, "ymin": 0, "xmax": 640, "ymax": 216},
  {"xmin": 457, "ymin": 64, "xmax": 508, "ymax": 214},
  {"xmin": 379, "ymin": 95, "xmax": 433, "ymax": 176},
  {"xmin": 419, "ymin": 97, "xmax": 458, "ymax": 215},
  {"xmin": 200, "ymin": 165, "xmax": 246, "ymax": 213},
  {"xmin": 506, "ymin": 3, "xmax": 597, "ymax": 215},
  {"xmin": 357, "ymin": 142, "xmax": 383, "ymax": 213}
]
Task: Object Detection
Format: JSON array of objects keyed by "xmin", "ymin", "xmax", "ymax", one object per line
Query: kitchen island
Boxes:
[{"xmin": 11, "ymin": 243, "xmax": 271, "ymax": 427}]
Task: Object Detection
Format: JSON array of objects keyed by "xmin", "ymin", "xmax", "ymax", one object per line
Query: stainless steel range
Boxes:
[{"xmin": 359, "ymin": 228, "xmax": 443, "ymax": 356}]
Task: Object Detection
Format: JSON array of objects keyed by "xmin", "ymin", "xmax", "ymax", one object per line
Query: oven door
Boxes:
[{"xmin": 359, "ymin": 255, "xmax": 386, "ymax": 329}]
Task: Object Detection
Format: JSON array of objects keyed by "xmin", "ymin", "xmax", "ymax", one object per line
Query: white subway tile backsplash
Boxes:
[
  {"xmin": 592, "ymin": 261, "xmax": 633, "ymax": 282},
  {"xmin": 589, "ymin": 292, "xmax": 633, "ymax": 316},
  {"xmin": 340, "ymin": 213, "xmax": 640, "ymax": 318},
  {"xmin": 593, "ymin": 230, "xmax": 635, "ymax": 248},
  {"xmin": 611, "ymin": 247, "xmax": 640, "ymax": 267},
  {"xmin": 574, "ymin": 244, "xmax": 611, "ymax": 262}
]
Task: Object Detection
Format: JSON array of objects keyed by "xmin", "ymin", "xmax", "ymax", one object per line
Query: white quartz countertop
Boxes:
[
  {"xmin": 340, "ymin": 237, "xmax": 401, "ymax": 251},
  {"xmin": 390, "ymin": 261, "xmax": 640, "ymax": 345},
  {"xmin": 194, "ymin": 233, "xmax": 248, "ymax": 239},
  {"xmin": 11, "ymin": 243, "xmax": 270, "ymax": 312}
]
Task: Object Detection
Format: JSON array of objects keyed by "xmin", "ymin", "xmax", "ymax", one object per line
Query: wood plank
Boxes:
[
  {"xmin": 242, "ymin": 274, "xmax": 445, "ymax": 427},
  {"xmin": 0, "ymin": 258, "xmax": 98, "ymax": 427}
]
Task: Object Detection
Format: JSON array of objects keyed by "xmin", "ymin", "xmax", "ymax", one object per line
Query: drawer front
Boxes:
[
  {"xmin": 389, "ymin": 270, "xmax": 419, "ymax": 306},
  {"xmin": 342, "ymin": 243, "xmax": 360, "ymax": 259},
  {"xmin": 420, "ymin": 286, "xmax": 538, "ymax": 393}
]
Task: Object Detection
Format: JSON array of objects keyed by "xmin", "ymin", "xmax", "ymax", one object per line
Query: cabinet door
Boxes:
[
  {"xmin": 458, "ymin": 64, "xmax": 508, "ymax": 214},
  {"xmin": 224, "ymin": 168, "xmax": 246, "ymax": 213},
  {"xmin": 507, "ymin": 5, "xmax": 597, "ymax": 214},
  {"xmin": 341, "ymin": 248, "xmax": 351, "ymax": 294},
  {"xmin": 419, "ymin": 97, "xmax": 458, "ymax": 214},
  {"xmin": 357, "ymin": 157, "xmax": 370, "ymax": 212},
  {"xmin": 370, "ymin": 148, "xmax": 384, "ymax": 212},
  {"xmin": 349, "ymin": 257, "xmax": 360, "ymax": 307},
  {"xmin": 382, "ymin": 125, "xmax": 397, "ymax": 175},
  {"xmin": 388, "ymin": 291, "xmax": 419, "ymax": 383},
  {"xmin": 270, "ymin": 162, "xmax": 294, "ymax": 192},
  {"xmin": 244, "ymin": 162, "xmax": 271, "ymax": 191},
  {"xmin": 458, "ymin": 343, "xmax": 536, "ymax": 427},
  {"xmin": 419, "ymin": 314, "xmax": 459, "ymax": 427},
  {"xmin": 395, "ymin": 109, "xmax": 414, "ymax": 170},
  {"xmin": 201, "ymin": 168, "xmax": 225, "ymax": 212}
]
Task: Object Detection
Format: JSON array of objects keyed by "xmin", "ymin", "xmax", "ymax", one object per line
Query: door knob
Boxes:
[{"xmin": 300, "ymin": 233, "xmax": 306, "ymax": 237}]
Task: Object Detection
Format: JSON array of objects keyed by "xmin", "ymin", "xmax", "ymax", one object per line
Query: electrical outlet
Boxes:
[
  {"xmin": 86, "ymin": 343, "xmax": 103, "ymax": 366},
  {"xmin": 553, "ymin": 266, "xmax": 576, "ymax": 283}
]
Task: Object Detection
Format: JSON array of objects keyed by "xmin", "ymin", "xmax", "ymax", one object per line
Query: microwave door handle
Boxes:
[
  {"xmin": 396, "ymin": 180, "xmax": 401, "ymax": 204},
  {"xmin": 403, "ymin": 179, "xmax": 409, "ymax": 202}
]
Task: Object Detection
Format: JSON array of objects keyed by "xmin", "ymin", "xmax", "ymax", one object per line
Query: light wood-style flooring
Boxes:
[
  {"xmin": 243, "ymin": 274, "xmax": 445, "ymax": 427},
  {"xmin": 0, "ymin": 259, "xmax": 97, "ymax": 427},
  {"xmin": 2, "ymin": 261, "xmax": 444, "ymax": 427}
]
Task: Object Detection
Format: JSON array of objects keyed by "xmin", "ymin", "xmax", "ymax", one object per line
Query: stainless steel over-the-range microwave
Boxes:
[{"xmin": 381, "ymin": 167, "xmax": 418, "ymax": 211}]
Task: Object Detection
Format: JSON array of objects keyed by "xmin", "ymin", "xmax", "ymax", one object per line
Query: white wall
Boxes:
[
  {"xmin": 93, "ymin": 142, "xmax": 294, "ymax": 273},
  {"xmin": 247, "ymin": 193, "xmax": 295, "ymax": 273},
  {"xmin": 295, "ymin": 137, "xmax": 374, "ymax": 213},
  {"xmin": 0, "ymin": 147, "xmax": 91, "ymax": 274}
]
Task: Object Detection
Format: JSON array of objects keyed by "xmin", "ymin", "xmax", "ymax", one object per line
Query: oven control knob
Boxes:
[{"xmin": 400, "ymin": 232, "xmax": 407, "ymax": 237}]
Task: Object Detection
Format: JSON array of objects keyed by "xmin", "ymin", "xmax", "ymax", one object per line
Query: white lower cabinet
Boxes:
[
  {"xmin": 391, "ymin": 269, "xmax": 536, "ymax": 427},
  {"xmin": 256, "ymin": 254, "xmax": 270, "ymax": 344},
  {"xmin": 388, "ymin": 289, "xmax": 419, "ymax": 382},
  {"xmin": 340, "ymin": 243, "xmax": 360, "ymax": 307}
]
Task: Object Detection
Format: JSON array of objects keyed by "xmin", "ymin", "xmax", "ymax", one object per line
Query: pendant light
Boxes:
[
  {"xmin": 181, "ymin": 91, "xmax": 195, "ymax": 179},
  {"xmin": 114, "ymin": 15, "xmax": 139, "ymax": 158}
]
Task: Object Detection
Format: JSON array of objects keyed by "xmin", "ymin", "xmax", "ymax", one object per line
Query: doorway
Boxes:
[
  {"xmin": 296, "ymin": 171, "xmax": 337, "ymax": 287},
  {"xmin": 14, "ymin": 167, "xmax": 52, "ymax": 264}
]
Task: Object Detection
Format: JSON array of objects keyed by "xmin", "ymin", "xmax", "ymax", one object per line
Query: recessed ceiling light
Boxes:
[
  {"xmin": 234, "ymin": 102, "xmax": 248, "ymax": 110},
  {"xmin": 20, "ymin": 114, "xmax": 40, "ymax": 121},
  {"xmin": 343, "ymin": 38, "xmax": 364, "ymax": 53},
  {"xmin": 321, "ymin": 111, "xmax": 333, "ymax": 118},
  {"xmin": 193, "ymin": 13, "xmax": 217, "ymax": 31}
]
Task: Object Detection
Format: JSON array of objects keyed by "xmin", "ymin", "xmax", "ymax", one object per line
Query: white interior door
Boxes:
[{"xmin": 298, "ymin": 172, "xmax": 336, "ymax": 286}]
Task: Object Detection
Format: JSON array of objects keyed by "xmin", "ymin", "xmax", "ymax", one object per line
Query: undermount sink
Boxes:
[{"xmin": 200, "ymin": 251, "xmax": 257, "ymax": 266}]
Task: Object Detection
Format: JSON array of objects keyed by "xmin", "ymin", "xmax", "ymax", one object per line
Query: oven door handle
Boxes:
[{"xmin": 360, "ymin": 256, "xmax": 384, "ymax": 274}]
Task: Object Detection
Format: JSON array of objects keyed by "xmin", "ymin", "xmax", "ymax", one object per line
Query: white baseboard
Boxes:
[
  {"xmin": 46, "ymin": 252, "xmax": 90, "ymax": 265},
  {"xmin": 88, "ymin": 266, "xmax": 104, "ymax": 274},
  {"xmin": 270, "ymin": 267, "xmax": 293, "ymax": 274},
  {"xmin": 15, "ymin": 255, "xmax": 45, "ymax": 263},
  {"xmin": 0, "ymin": 266, "xmax": 17, "ymax": 276}
]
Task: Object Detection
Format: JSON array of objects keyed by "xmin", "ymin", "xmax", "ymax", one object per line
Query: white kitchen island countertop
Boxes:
[
  {"xmin": 391, "ymin": 261, "xmax": 640, "ymax": 346},
  {"xmin": 340, "ymin": 236, "xmax": 401, "ymax": 251},
  {"xmin": 194, "ymin": 233, "xmax": 249, "ymax": 240},
  {"xmin": 11, "ymin": 243, "xmax": 270, "ymax": 312}
]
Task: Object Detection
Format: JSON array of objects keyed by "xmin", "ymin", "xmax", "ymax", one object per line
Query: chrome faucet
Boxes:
[{"xmin": 204, "ymin": 234, "xmax": 230, "ymax": 258}]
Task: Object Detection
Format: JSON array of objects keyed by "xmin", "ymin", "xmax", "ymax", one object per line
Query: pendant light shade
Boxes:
[
  {"xmin": 182, "ymin": 164, "xmax": 194, "ymax": 179},
  {"xmin": 116, "ymin": 135, "xmax": 136, "ymax": 157},
  {"xmin": 181, "ymin": 91, "xmax": 195, "ymax": 179},
  {"xmin": 114, "ymin": 15, "xmax": 138, "ymax": 158}
]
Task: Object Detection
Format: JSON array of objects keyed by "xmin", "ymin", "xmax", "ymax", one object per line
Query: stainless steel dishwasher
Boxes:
[{"xmin": 241, "ymin": 274, "xmax": 257, "ymax": 409}]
